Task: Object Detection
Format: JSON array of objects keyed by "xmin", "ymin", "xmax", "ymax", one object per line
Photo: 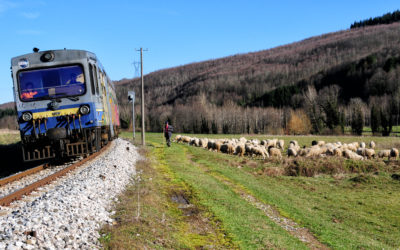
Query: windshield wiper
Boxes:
[{"xmin": 67, "ymin": 96, "xmax": 79, "ymax": 101}]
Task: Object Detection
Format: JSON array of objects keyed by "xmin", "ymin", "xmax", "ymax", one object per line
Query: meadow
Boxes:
[{"xmin": 102, "ymin": 132, "xmax": 400, "ymax": 249}]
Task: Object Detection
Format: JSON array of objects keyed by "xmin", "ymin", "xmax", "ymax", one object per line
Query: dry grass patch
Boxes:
[{"xmin": 100, "ymin": 143, "xmax": 235, "ymax": 249}]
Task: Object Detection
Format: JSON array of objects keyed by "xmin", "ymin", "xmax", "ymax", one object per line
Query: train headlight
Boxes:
[
  {"xmin": 22, "ymin": 112, "xmax": 33, "ymax": 122},
  {"xmin": 40, "ymin": 52, "xmax": 54, "ymax": 62},
  {"xmin": 79, "ymin": 105, "xmax": 90, "ymax": 115}
]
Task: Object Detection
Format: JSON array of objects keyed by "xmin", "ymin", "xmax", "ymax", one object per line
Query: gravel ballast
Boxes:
[{"xmin": 0, "ymin": 138, "xmax": 139, "ymax": 249}]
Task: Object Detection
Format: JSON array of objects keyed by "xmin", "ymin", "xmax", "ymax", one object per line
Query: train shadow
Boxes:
[{"xmin": 0, "ymin": 143, "xmax": 44, "ymax": 179}]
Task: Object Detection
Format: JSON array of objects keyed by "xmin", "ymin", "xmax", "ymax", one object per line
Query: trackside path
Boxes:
[
  {"xmin": 186, "ymin": 153, "xmax": 328, "ymax": 249},
  {"xmin": 162, "ymin": 142, "xmax": 308, "ymax": 248}
]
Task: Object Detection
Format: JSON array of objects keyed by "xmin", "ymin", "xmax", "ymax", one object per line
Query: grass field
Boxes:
[
  {"xmin": 0, "ymin": 132, "xmax": 19, "ymax": 145},
  {"xmin": 102, "ymin": 132, "xmax": 400, "ymax": 249}
]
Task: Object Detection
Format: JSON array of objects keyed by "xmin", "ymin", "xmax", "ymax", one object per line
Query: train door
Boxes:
[
  {"xmin": 99, "ymin": 70, "xmax": 110, "ymax": 126},
  {"xmin": 89, "ymin": 63, "xmax": 103, "ymax": 125},
  {"xmin": 104, "ymin": 76, "xmax": 114, "ymax": 138}
]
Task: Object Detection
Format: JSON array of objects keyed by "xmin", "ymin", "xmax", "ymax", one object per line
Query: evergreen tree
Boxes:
[
  {"xmin": 200, "ymin": 117, "xmax": 210, "ymax": 134},
  {"xmin": 351, "ymin": 107, "xmax": 364, "ymax": 135},
  {"xmin": 380, "ymin": 109, "xmax": 392, "ymax": 136},
  {"xmin": 211, "ymin": 121, "xmax": 218, "ymax": 134},
  {"xmin": 370, "ymin": 105, "xmax": 381, "ymax": 134}
]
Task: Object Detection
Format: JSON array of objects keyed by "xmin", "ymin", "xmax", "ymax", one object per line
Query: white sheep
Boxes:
[
  {"xmin": 235, "ymin": 144, "xmax": 245, "ymax": 157},
  {"xmin": 220, "ymin": 143, "xmax": 235, "ymax": 155},
  {"xmin": 287, "ymin": 147, "xmax": 297, "ymax": 157},
  {"xmin": 181, "ymin": 136, "xmax": 191, "ymax": 143},
  {"xmin": 289, "ymin": 140, "xmax": 299, "ymax": 147},
  {"xmin": 251, "ymin": 146, "xmax": 269, "ymax": 159},
  {"xmin": 333, "ymin": 148, "xmax": 343, "ymax": 157},
  {"xmin": 268, "ymin": 146, "xmax": 282, "ymax": 158},
  {"xmin": 305, "ymin": 146, "xmax": 324, "ymax": 158},
  {"xmin": 390, "ymin": 148, "xmax": 399, "ymax": 160},
  {"xmin": 174, "ymin": 134, "xmax": 182, "ymax": 142},
  {"xmin": 343, "ymin": 149, "xmax": 364, "ymax": 160},
  {"xmin": 277, "ymin": 139, "xmax": 285, "ymax": 150},
  {"xmin": 369, "ymin": 141, "xmax": 376, "ymax": 149},
  {"xmin": 378, "ymin": 150, "xmax": 390, "ymax": 159},
  {"xmin": 266, "ymin": 139, "xmax": 277, "ymax": 148}
]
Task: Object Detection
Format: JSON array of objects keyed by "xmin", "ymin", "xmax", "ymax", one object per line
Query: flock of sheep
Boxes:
[{"xmin": 174, "ymin": 135, "xmax": 400, "ymax": 161}]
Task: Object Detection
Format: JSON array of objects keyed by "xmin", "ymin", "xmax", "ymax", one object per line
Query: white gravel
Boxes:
[{"xmin": 0, "ymin": 138, "xmax": 140, "ymax": 249}]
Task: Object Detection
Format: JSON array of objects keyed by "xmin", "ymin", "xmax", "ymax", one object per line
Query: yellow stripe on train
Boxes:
[{"xmin": 32, "ymin": 108, "xmax": 79, "ymax": 119}]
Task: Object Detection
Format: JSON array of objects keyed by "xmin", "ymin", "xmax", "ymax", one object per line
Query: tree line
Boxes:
[{"xmin": 351, "ymin": 10, "xmax": 400, "ymax": 29}]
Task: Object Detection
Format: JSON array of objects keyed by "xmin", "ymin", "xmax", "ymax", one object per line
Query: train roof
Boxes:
[{"xmin": 11, "ymin": 49, "xmax": 98, "ymax": 66}]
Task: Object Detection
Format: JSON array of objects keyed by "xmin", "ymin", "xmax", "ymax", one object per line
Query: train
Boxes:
[{"xmin": 11, "ymin": 49, "xmax": 120, "ymax": 162}]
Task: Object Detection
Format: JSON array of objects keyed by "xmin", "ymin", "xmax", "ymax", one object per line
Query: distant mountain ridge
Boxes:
[
  {"xmin": 115, "ymin": 21, "xmax": 400, "ymax": 134},
  {"xmin": 0, "ymin": 102, "xmax": 15, "ymax": 110}
]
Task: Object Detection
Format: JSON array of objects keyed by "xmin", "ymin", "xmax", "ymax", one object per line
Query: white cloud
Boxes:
[{"xmin": 20, "ymin": 11, "xmax": 40, "ymax": 19}]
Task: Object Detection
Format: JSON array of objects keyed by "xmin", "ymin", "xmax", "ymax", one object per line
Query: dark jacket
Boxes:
[{"xmin": 164, "ymin": 125, "xmax": 173, "ymax": 137}]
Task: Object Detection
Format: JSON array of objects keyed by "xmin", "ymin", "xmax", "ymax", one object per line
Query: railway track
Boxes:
[
  {"xmin": 0, "ymin": 163, "xmax": 49, "ymax": 187},
  {"xmin": 0, "ymin": 143, "xmax": 111, "ymax": 207}
]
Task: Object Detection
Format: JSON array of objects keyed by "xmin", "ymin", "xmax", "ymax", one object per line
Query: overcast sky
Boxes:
[{"xmin": 0, "ymin": 0, "xmax": 399, "ymax": 103}]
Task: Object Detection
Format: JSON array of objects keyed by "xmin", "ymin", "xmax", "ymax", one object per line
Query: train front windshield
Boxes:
[{"xmin": 18, "ymin": 65, "xmax": 86, "ymax": 101}]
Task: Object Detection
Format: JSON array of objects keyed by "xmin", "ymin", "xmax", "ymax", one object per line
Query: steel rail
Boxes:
[
  {"xmin": 0, "ymin": 142, "xmax": 112, "ymax": 206},
  {"xmin": 0, "ymin": 164, "xmax": 48, "ymax": 187}
]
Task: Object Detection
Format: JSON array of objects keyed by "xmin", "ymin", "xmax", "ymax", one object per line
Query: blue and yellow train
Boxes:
[{"xmin": 11, "ymin": 49, "xmax": 120, "ymax": 161}]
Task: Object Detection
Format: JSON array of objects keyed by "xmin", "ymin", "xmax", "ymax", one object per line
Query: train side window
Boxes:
[
  {"xmin": 89, "ymin": 64, "xmax": 95, "ymax": 95},
  {"xmin": 94, "ymin": 65, "xmax": 99, "ymax": 95}
]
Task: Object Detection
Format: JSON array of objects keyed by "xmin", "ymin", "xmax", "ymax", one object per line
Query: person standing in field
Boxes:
[{"xmin": 164, "ymin": 121, "xmax": 173, "ymax": 147}]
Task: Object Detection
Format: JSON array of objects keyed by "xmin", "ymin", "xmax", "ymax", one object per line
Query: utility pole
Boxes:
[{"xmin": 136, "ymin": 48, "xmax": 148, "ymax": 146}]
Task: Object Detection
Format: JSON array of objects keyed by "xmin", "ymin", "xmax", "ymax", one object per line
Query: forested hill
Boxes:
[{"xmin": 117, "ymin": 21, "xmax": 400, "ymax": 135}]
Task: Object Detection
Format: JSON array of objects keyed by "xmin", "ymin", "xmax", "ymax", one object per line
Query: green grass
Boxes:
[
  {"xmin": 186, "ymin": 146, "xmax": 400, "ymax": 248},
  {"xmin": 151, "ymin": 136, "xmax": 308, "ymax": 249},
  {"xmin": 139, "ymin": 132, "xmax": 400, "ymax": 249},
  {"xmin": 0, "ymin": 133, "xmax": 20, "ymax": 145}
]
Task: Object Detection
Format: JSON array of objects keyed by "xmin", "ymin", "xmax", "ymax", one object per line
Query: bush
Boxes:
[{"xmin": 286, "ymin": 110, "xmax": 311, "ymax": 135}]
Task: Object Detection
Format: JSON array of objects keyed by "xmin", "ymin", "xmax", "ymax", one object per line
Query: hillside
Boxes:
[
  {"xmin": 0, "ymin": 102, "xmax": 15, "ymax": 110},
  {"xmin": 115, "ymin": 22, "xmax": 400, "ymax": 134}
]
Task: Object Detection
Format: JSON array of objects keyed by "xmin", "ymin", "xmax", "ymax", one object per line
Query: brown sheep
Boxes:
[{"xmin": 214, "ymin": 141, "xmax": 222, "ymax": 152}]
